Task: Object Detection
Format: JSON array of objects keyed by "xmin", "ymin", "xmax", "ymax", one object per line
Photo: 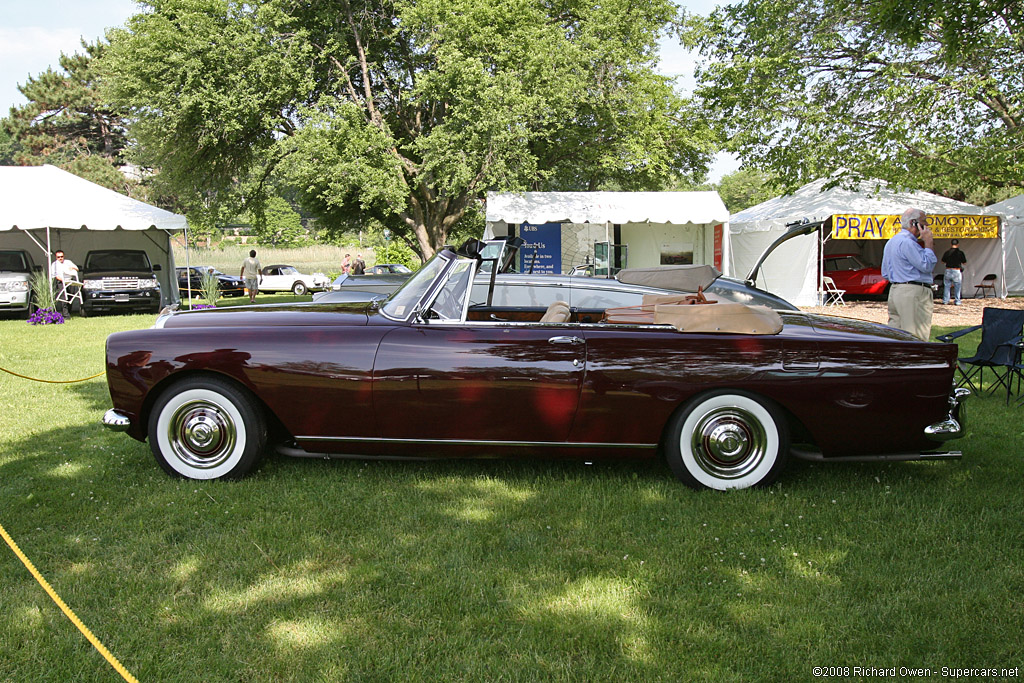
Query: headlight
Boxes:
[
  {"xmin": 138, "ymin": 279, "xmax": 159, "ymax": 289},
  {"xmin": 83, "ymin": 280, "xmax": 103, "ymax": 290}
]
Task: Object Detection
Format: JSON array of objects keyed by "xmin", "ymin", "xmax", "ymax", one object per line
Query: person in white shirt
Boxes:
[
  {"xmin": 49, "ymin": 250, "xmax": 79, "ymax": 283},
  {"xmin": 49, "ymin": 250, "xmax": 80, "ymax": 314}
]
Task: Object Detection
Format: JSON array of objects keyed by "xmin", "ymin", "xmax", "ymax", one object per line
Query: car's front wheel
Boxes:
[
  {"xmin": 665, "ymin": 390, "xmax": 789, "ymax": 490},
  {"xmin": 148, "ymin": 376, "xmax": 266, "ymax": 480},
  {"xmin": 292, "ymin": 282, "xmax": 308, "ymax": 296}
]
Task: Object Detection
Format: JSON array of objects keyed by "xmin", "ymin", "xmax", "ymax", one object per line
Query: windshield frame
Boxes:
[{"xmin": 381, "ymin": 251, "xmax": 458, "ymax": 322}]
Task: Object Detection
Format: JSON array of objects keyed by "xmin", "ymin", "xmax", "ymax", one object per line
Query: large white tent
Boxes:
[
  {"xmin": 0, "ymin": 165, "xmax": 187, "ymax": 306},
  {"xmin": 985, "ymin": 195, "xmax": 1024, "ymax": 296},
  {"xmin": 485, "ymin": 191, "xmax": 730, "ymax": 274},
  {"xmin": 729, "ymin": 178, "xmax": 998, "ymax": 306}
]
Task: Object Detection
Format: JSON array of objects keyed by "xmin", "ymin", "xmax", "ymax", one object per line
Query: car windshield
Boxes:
[
  {"xmin": 382, "ymin": 253, "xmax": 452, "ymax": 320},
  {"xmin": 827, "ymin": 255, "xmax": 870, "ymax": 271},
  {"xmin": 0, "ymin": 251, "xmax": 28, "ymax": 271},
  {"xmin": 85, "ymin": 251, "xmax": 151, "ymax": 271},
  {"xmin": 426, "ymin": 260, "xmax": 475, "ymax": 321}
]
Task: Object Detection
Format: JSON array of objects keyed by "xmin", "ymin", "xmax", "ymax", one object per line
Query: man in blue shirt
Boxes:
[{"xmin": 881, "ymin": 208, "xmax": 937, "ymax": 340}]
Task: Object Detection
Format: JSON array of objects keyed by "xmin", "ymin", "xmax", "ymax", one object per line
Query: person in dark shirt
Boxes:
[{"xmin": 940, "ymin": 239, "xmax": 967, "ymax": 305}]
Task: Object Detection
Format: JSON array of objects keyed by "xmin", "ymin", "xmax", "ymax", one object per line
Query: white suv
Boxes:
[{"xmin": 0, "ymin": 250, "xmax": 35, "ymax": 318}]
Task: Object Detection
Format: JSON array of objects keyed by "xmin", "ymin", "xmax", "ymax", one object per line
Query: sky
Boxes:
[{"xmin": 0, "ymin": 0, "xmax": 738, "ymax": 180}]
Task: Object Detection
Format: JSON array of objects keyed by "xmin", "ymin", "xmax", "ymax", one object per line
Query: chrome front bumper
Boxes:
[
  {"xmin": 102, "ymin": 409, "xmax": 132, "ymax": 432},
  {"xmin": 924, "ymin": 387, "xmax": 970, "ymax": 442}
]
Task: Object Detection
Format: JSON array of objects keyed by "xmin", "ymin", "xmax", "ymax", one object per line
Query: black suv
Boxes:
[{"xmin": 82, "ymin": 249, "xmax": 162, "ymax": 315}]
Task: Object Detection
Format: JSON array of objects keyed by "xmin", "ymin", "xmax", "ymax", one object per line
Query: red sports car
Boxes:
[
  {"xmin": 824, "ymin": 253, "xmax": 889, "ymax": 296},
  {"xmin": 102, "ymin": 241, "xmax": 967, "ymax": 490}
]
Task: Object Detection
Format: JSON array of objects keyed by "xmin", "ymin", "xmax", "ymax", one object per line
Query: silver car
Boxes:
[{"xmin": 314, "ymin": 248, "xmax": 796, "ymax": 313}]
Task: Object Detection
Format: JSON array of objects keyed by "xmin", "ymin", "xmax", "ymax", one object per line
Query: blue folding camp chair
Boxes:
[{"xmin": 938, "ymin": 308, "xmax": 1024, "ymax": 403}]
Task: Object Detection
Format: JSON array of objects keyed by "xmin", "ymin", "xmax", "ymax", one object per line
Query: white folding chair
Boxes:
[
  {"xmin": 55, "ymin": 275, "xmax": 83, "ymax": 313},
  {"xmin": 823, "ymin": 277, "xmax": 846, "ymax": 306}
]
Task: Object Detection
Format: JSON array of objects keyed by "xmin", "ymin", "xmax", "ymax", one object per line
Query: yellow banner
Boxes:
[{"xmin": 831, "ymin": 214, "xmax": 999, "ymax": 240}]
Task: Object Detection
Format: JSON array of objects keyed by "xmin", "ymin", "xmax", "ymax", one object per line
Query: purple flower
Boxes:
[
  {"xmin": 191, "ymin": 304, "xmax": 216, "ymax": 310},
  {"xmin": 27, "ymin": 308, "xmax": 66, "ymax": 325}
]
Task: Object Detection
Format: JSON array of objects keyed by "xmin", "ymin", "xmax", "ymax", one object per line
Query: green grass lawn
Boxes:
[{"xmin": 1, "ymin": 313, "xmax": 1021, "ymax": 681}]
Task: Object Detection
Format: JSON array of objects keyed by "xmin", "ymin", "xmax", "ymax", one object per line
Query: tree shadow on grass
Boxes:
[{"xmin": 2, "ymin": 420, "xmax": 1022, "ymax": 681}]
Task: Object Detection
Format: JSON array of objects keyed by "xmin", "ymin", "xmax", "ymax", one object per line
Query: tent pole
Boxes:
[{"xmin": 185, "ymin": 224, "xmax": 192, "ymax": 309}]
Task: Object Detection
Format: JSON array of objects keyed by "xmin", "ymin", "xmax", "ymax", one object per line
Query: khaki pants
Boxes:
[{"xmin": 887, "ymin": 283, "xmax": 934, "ymax": 341}]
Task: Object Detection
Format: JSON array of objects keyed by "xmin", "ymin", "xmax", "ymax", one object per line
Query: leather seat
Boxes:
[{"xmin": 540, "ymin": 300, "xmax": 571, "ymax": 323}]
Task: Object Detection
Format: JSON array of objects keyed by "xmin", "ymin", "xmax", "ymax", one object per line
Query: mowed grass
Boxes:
[{"xmin": 0, "ymin": 312, "xmax": 1022, "ymax": 682}]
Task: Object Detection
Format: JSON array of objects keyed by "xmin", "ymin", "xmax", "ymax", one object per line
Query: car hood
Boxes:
[
  {"xmin": 159, "ymin": 301, "xmax": 371, "ymax": 328},
  {"xmin": 85, "ymin": 269, "xmax": 155, "ymax": 278}
]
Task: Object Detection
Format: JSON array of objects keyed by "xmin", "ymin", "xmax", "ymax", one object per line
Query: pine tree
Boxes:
[{"xmin": 2, "ymin": 39, "xmax": 133, "ymax": 193}]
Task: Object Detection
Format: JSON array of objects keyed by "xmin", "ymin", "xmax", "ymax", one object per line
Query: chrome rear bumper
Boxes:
[
  {"xmin": 102, "ymin": 409, "xmax": 132, "ymax": 432},
  {"xmin": 925, "ymin": 387, "xmax": 969, "ymax": 442}
]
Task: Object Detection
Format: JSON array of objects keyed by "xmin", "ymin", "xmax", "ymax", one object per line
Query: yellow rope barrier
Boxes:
[
  {"xmin": 0, "ymin": 522, "xmax": 139, "ymax": 683},
  {"xmin": 0, "ymin": 366, "xmax": 104, "ymax": 383}
]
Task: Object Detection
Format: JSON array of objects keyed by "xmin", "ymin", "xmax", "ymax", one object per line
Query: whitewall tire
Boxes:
[
  {"xmin": 148, "ymin": 377, "xmax": 266, "ymax": 480},
  {"xmin": 666, "ymin": 391, "xmax": 789, "ymax": 490}
]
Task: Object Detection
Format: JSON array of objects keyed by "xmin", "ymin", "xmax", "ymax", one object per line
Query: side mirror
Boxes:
[{"xmin": 153, "ymin": 264, "xmax": 162, "ymax": 272}]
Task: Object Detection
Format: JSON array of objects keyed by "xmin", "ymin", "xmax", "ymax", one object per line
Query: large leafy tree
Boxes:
[
  {"xmin": 688, "ymin": 0, "xmax": 1022, "ymax": 195},
  {"xmin": 104, "ymin": 0, "xmax": 712, "ymax": 259},
  {"xmin": 2, "ymin": 40, "xmax": 133, "ymax": 193}
]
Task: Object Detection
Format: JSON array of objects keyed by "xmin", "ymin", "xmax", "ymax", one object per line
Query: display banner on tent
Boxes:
[
  {"xmin": 831, "ymin": 214, "xmax": 999, "ymax": 240},
  {"xmin": 519, "ymin": 222, "xmax": 561, "ymax": 273}
]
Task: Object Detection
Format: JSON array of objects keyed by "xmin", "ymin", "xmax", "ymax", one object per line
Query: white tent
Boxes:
[
  {"xmin": 729, "ymin": 178, "xmax": 999, "ymax": 306},
  {"xmin": 985, "ymin": 195, "xmax": 1024, "ymax": 296},
  {"xmin": 485, "ymin": 191, "xmax": 730, "ymax": 274},
  {"xmin": 0, "ymin": 165, "xmax": 187, "ymax": 306}
]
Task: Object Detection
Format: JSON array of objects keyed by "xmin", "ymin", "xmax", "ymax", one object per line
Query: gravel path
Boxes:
[{"xmin": 800, "ymin": 296, "xmax": 1024, "ymax": 327}]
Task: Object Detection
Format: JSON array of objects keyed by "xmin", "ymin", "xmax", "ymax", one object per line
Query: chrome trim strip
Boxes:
[
  {"xmin": 102, "ymin": 409, "xmax": 131, "ymax": 432},
  {"xmin": 791, "ymin": 448, "xmax": 962, "ymax": 463},
  {"xmin": 295, "ymin": 436, "xmax": 656, "ymax": 449}
]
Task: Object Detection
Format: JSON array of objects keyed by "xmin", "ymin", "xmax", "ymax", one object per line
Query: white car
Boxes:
[
  {"xmin": 0, "ymin": 249, "xmax": 36, "ymax": 318},
  {"xmin": 259, "ymin": 264, "xmax": 329, "ymax": 295}
]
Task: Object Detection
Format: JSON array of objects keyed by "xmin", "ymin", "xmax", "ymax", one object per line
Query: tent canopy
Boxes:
[
  {"xmin": 731, "ymin": 178, "xmax": 980, "ymax": 227},
  {"xmin": 1, "ymin": 165, "xmax": 187, "ymax": 232},
  {"xmin": 986, "ymin": 194, "xmax": 1024, "ymax": 296},
  {"xmin": 728, "ymin": 178, "xmax": 996, "ymax": 306},
  {"xmin": 486, "ymin": 191, "xmax": 729, "ymax": 225},
  {"xmin": 0, "ymin": 165, "xmax": 188, "ymax": 307}
]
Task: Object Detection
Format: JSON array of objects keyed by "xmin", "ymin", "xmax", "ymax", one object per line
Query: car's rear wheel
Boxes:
[
  {"xmin": 665, "ymin": 390, "xmax": 789, "ymax": 490},
  {"xmin": 148, "ymin": 376, "xmax": 266, "ymax": 480},
  {"xmin": 292, "ymin": 282, "xmax": 308, "ymax": 296}
]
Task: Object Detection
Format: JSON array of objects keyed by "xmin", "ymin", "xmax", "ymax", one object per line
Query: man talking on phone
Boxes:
[{"xmin": 881, "ymin": 207, "xmax": 937, "ymax": 341}]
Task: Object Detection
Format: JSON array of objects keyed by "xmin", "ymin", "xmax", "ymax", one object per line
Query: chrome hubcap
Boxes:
[
  {"xmin": 168, "ymin": 399, "xmax": 237, "ymax": 469},
  {"xmin": 690, "ymin": 406, "xmax": 768, "ymax": 479}
]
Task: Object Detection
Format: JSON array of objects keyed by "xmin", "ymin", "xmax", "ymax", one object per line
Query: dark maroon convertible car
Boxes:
[{"xmin": 102, "ymin": 242, "xmax": 967, "ymax": 490}]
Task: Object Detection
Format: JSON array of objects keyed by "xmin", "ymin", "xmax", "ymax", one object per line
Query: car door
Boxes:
[
  {"xmin": 372, "ymin": 323, "xmax": 586, "ymax": 444},
  {"xmin": 261, "ymin": 267, "xmax": 285, "ymax": 291}
]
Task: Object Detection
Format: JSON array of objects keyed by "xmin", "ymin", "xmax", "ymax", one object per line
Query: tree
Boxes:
[
  {"xmin": 2, "ymin": 40, "xmax": 134, "ymax": 193},
  {"xmin": 715, "ymin": 168, "xmax": 779, "ymax": 214},
  {"xmin": 688, "ymin": 0, "xmax": 1022, "ymax": 195},
  {"xmin": 103, "ymin": 0, "xmax": 713, "ymax": 260},
  {"xmin": 252, "ymin": 196, "xmax": 307, "ymax": 246}
]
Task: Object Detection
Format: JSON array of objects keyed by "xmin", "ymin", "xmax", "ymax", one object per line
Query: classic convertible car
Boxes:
[{"xmin": 102, "ymin": 241, "xmax": 967, "ymax": 490}]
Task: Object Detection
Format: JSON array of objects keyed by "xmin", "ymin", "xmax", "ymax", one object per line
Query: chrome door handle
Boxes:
[{"xmin": 548, "ymin": 336, "xmax": 584, "ymax": 345}]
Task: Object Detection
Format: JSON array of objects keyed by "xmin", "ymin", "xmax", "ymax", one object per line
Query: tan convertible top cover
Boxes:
[
  {"xmin": 616, "ymin": 264, "xmax": 721, "ymax": 292},
  {"xmin": 653, "ymin": 303, "xmax": 784, "ymax": 335}
]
